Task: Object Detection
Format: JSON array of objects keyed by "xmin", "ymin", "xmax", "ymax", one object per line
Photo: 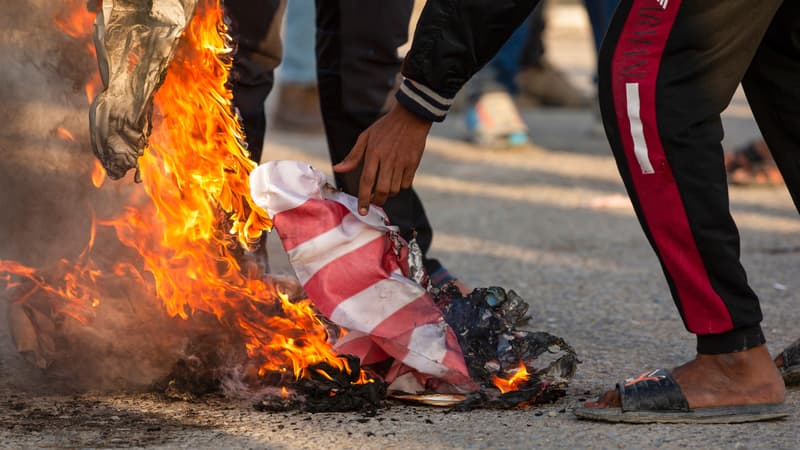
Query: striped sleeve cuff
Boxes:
[{"xmin": 395, "ymin": 78, "xmax": 455, "ymax": 122}]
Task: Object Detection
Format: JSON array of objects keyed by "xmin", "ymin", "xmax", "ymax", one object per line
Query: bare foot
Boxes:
[{"xmin": 584, "ymin": 345, "xmax": 785, "ymax": 409}]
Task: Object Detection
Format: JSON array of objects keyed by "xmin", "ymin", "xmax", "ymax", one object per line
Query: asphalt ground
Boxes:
[{"xmin": 2, "ymin": 3, "xmax": 799, "ymax": 449}]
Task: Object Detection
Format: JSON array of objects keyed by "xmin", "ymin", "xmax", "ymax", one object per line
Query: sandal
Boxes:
[
  {"xmin": 573, "ymin": 368, "xmax": 789, "ymax": 424},
  {"xmin": 777, "ymin": 338, "xmax": 800, "ymax": 386},
  {"xmin": 725, "ymin": 139, "xmax": 783, "ymax": 186}
]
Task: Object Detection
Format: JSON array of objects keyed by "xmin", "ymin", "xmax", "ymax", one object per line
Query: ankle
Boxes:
[{"xmin": 701, "ymin": 346, "xmax": 785, "ymax": 397}]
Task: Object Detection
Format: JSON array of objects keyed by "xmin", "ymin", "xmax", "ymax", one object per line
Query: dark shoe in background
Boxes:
[
  {"xmin": 271, "ymin": 82, "xmax": 324, "ymax": 133},
  {"xmin": 725, "ymin": 139, "xmax": 783, "ymax": 186},
  {"xmin": 517, "ymin": 61, "xmax": 591, "ymax": 109}
]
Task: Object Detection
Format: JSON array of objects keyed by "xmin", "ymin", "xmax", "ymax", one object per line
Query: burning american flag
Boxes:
[{"xmin": 0, "ymin": 0, "xmax": 576, "ymax": 411}]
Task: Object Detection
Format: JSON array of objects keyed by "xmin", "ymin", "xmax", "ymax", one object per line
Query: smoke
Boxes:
[{"xmin": 0, "ymin": 0, "xmax": 196, "ymax": 392}]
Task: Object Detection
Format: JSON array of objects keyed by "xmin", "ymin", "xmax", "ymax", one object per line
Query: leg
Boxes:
[
  {"xmin": 516, "ymin": 1, "xmax": 590, "ymax": 107},
  {"xmin": 742, "ymin": 4, "xmax": 800, "ymax": 384},
  {"xmin": 225, "ymin": 0, "xmax": 285, "ymax": 163},
  {"xmin": 225, "ymin": 0, "xmax": 285, "ymax": 272},
  {"xmin": 592, "ymin": 0, "xmax": 784, "ymax": 412},
  {"xmin": 272, "ymin": 0, "xmax": 324, "ymax": 133},
  {"xmin": 464, "ymin": 22, "xmax": 531, "ymax": 149},
  {"xmin": 519, "ymin": 1, "xmax": 546, "ymax": 68},
  {"xmin": 490, "ymin": 21, "xmax": 531, "ymax": 96},
  {"xmin": 742, "ymin": 2, "xmax": 800, "ymax": 210},
  {"xmin": 315, "ymin": 0, "xmax": 448, "ymax": 278},
  {"xmin": 582, "ymin": 0, "xmax": 619, "ymax": 53}
]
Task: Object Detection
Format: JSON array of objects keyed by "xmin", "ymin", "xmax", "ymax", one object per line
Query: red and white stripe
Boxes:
[
  {"xmin": 610, "ymin": 0, "xmax": 733, "ymax": 333},
  {"xmin": 250, "ymin": 161, "xmax": 471, "ymax": 387}
]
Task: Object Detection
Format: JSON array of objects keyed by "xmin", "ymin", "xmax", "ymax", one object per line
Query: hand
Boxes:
[{"xmin": 334, "ymin": 103, "xmax": 433, "ymax": 215}]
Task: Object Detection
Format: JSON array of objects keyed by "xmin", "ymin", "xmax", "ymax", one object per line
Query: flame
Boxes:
[
  {"xmin": 54, "ymin": 2, "xmax": 95, "ymax": 40},
  {"xmin": 0, "ymin": 0, "xmax": 369, "ymax": 387},
  {"xmin": 492, "ymin": 362, "xmax": 531, "ymax": 394},
  {"xmin": 110, "ymin": 0, "xmax": 361, "ymax": 380},
  {"xmin": 91, "ymin": 160, "xmax": 107, "ymax": 188},
  {"xmin": 0, "ymin": 216, "xmax": 102, "ymax": 325},
  {"xmin": 56, "ymin": 127, "xmax": 76, "ymax": 141},
  {"xmin": 55, "ymin": 1, "xmax": 103, "ymax": 104},
  {"xmin": 85, "ymin": 73, "xmax": 102, "ymax": 104}
]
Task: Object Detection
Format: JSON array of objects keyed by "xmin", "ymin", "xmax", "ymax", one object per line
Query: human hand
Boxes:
[{"xmin": 333, "ymin": 103, "xmax": 433, "ymax": 215}]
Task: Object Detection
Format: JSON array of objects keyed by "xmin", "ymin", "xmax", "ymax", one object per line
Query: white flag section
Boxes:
[{"xmin": 250, "ymin": 161, "xmax": 472, "ymax": 391}]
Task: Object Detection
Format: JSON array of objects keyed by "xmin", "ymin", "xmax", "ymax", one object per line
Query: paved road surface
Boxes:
[{"xmin": 1, "ymin": 3, "xmax": 798, "ymax": 449}]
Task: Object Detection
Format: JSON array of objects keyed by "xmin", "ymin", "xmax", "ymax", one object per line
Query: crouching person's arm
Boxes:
[{"xmin": 334, "ymin": 0, "xmax": 542, "ymax": 214}]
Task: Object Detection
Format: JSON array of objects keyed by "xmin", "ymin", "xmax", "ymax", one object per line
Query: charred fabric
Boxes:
[
  {"xmin": 7, "ymin": 274, "xmax": 578, "ymax": 412},
  {"xmin": 150, "ymin": 284, "xmax": 578, "ymax": 412}
]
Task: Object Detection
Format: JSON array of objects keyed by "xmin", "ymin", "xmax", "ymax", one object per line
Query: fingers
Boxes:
[
  {"xmin": 357, "ymin": 150, "xmax": 379, "ymax": 215},
  {"xmin": 334, "ymin": 133, "xmax": 367, "ymax": 174},
  {"xmin": 372, "ymin": 165, "xmax": 396, "ymax": 206},
  {"xmin": 390, "ymin": 167, "xmax": 403, "ymax": 198},
  {"xmin": 400, "ymin": 166, "xmax": 415, "ymax": 190}
]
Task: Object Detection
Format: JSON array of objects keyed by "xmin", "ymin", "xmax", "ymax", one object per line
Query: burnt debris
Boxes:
[
  {"xmin": 433, "ymin": 285, "xmax": 579, "ymax": 409},
  {"xmin": 256, "ymin": 356, "xmax": 387, "ymax": 414}
]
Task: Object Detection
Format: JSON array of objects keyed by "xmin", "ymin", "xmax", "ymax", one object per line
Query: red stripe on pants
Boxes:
[{"xmin": 610, "ymin": 0, "xmax": 733, "ymax": 333}]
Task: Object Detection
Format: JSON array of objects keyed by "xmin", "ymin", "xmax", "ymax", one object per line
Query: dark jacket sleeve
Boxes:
[{"xmin": 396, "ymin": 0, "xmax": 541, "ymax": 122}]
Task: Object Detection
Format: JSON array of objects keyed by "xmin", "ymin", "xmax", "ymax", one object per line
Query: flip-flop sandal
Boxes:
[
  {"xmin": 573, "ymin": 369, "xmax": 789, "ymax": 424},
  {"xmin": 778, "ymin": 339, "xmax": 800, "ymax": 386}
]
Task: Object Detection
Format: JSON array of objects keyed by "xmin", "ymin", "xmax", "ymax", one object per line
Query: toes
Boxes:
[{"xmin": 583, "ymin": 389, "xmax": 620, "ymax": 408}]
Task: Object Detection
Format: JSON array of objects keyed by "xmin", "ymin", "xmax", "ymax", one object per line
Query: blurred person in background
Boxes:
[
  {"xmin": 464, "ymin": 0, "xmax": 617, "ymax": 148},
  {"xmin": 271, "ymin": 0, "xmax": 323, "ymax": 133},
  {"xmin": 725, "ymin": 138, "xmax": 783, "ymax": 186}
]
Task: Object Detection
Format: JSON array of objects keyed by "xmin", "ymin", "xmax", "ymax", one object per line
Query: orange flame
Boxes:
[
  {"xmin": 55, "ymin": 1, "xmax": 102, "ymax": 104},
  {"xmin": 91, "ymin": 160, "xmax": 106, "ymax": 188},
  {"xmin": 85, "ymin": 73, "xmax": 102, "ymax": 104},
  {"xmin": 492, "ymin": 362, "xmax": 531, "ymax": 394},
  {"xmin": 0, "ymin": 0, "xmax": 368, "ymax": 386},
  {"xmin": 0, "ymin": 215, "xmax": 102, "ymax": 325},
  {"xmin": 54, "ymin": 2, "xmax": 95, "ymax": 40},
  {"xmin": 56, "ymin": 127, "xmax": 76, "ymax": 141}
]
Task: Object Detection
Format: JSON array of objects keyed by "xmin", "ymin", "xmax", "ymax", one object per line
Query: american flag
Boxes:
[{"xmin": 250, "ymin": 161, "xmax": 472, "ymax": 389}]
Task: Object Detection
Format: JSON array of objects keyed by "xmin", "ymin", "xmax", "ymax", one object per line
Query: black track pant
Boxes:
[
  {"xmin": 600, "ymin": 0, "xmax": 800, "ymax": 354},
  {"xmin": 226, "ymin": 0, "xmax": 285, "ymax": 163},
  {"xmin": 316, "ymin": 0, "xmax": 444, "ymax": 275}
]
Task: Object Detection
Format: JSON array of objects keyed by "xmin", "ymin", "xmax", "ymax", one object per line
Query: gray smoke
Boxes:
[{"xmin": 0, "ymin": 0, "xmax": 196, "ymax": 393}]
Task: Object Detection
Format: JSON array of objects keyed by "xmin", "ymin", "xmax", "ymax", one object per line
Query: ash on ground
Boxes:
[{"xmin": 151, "ymin": 326, "xmax": 387, "ymax": 414}]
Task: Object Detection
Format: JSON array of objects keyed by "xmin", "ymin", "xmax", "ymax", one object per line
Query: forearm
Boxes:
[{"xmin": 397, "ymin": 0, "xmax": 541, "ymax": 122}]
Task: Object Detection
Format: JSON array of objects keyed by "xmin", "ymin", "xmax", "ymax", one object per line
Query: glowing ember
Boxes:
[
  {"xmin": 1, "ymin": 0, "xmax": 367, "ymax": 390},
  {"xmin": 56, "ymin": 127, "xmax": 76, "ymax": 142},
  {"xmin": 492, "ymin": 362, "xmax": 531, "ymax": 394}
]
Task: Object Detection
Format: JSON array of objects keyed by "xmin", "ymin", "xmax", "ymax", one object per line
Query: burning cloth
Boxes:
[
  {"xmin": 90, "ymin": 0, "xmax": 199, "ymax": 181},
  {"xmin": 250, "ymin": 161, "xmax": 475, "ymax": 392}
]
